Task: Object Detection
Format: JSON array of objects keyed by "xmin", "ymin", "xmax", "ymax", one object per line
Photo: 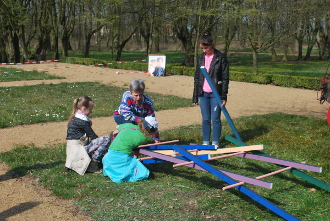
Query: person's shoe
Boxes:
[
  {"xmin": 212, "ymin": 143, "xmax": 219, "ymax": 149},
  {"xmin": 86, "ymin": 159, "xmax": 100, "ymax": 173},
  {"xmin": 94, "ymin": 169, "xmax": 103, "ymax": 174},
  {"xmin": 65, "ymin": 167, "xmax": 73, "ymax": 172}
]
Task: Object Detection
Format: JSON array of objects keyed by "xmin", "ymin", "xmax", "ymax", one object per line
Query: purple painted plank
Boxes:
[
  {"xmin": 140, "ymin": 149, "xmax": 273, "ymax": 189},
  {"xmin": 236, "ymin": 153, "xmax": 322, "ymax": 173}
]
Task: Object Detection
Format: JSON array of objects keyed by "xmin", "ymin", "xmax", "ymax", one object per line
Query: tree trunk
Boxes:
[
  {"xmin": 271, "ymin": 45, "xmax": 277, "ymax": 62},
  {"xmin": 0, "ymin": 38, "xmax": 8, "ymax": 62},
  {"xmin": 13, "ymin": 32, "xmax": 20, "ymax": 62},
  {"xmin": 296, "ymin": 38, "xmax": 303, "ymax": 61},
  {"xmin": 252, "ymin": 48, "xmax": 258, "ymax": 73},
  {"xmin": 281, "ymin": 44, "xmax": 289, "ymax": 62},
  {"xmin": 84, "ymin": 34, "xmax": 92, "ymax": 58},
  {"xmin": 62, "ymin": 34, "xmax": 71, "ymax": 57}
]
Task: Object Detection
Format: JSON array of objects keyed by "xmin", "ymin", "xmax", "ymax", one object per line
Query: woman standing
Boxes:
[{"xmin": 193, "ymin": 30, "xmax": 229, "ymax": 148}]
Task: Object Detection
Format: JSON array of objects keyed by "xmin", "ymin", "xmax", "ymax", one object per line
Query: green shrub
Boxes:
[{"xmin": 61, "ymin": 57, "xmax": 322, "ymax": 90}]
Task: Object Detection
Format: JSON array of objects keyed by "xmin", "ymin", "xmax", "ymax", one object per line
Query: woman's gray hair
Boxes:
[{"xmin": 130, "ymin": 79, "xmax": 145, "ymax": 92}]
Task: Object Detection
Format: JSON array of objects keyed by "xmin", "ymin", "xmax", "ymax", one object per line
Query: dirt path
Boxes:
[{"xmin": 1, "ymin": 62, "xmax": 328, "ymax": 220}]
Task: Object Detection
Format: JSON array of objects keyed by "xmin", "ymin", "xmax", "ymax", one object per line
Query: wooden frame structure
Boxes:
[
  {"xmin": 132, "ymin": 67, "xmax": 330, "ymax": 220},
  {"xmin": 137, "ymin": 141, "xmax": 324, "ymax": 220}
]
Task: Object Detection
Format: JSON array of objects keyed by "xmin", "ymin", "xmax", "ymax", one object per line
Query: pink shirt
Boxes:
[{"xmin": 202, "ymin": 54, "xmax": 214, "ymax": 93}]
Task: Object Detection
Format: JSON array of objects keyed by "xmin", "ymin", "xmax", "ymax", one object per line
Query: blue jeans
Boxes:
[
  {"xmin": 199, "ymin": 92, "xmax": 221, "ymax": 145},
  {"xmin": 114, "ymin": 114, "xmax": 137, "ymax": 125}
]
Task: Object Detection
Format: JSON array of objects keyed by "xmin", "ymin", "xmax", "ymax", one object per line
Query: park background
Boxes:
[{"xmin": 1, "ymin": 0, "xmax": 330, "ymax": 220}]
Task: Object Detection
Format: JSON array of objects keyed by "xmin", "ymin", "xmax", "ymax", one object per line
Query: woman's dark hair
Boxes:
[{"xmin": 199, "ymin": 30, "xmax": 213, "ymax": 46}]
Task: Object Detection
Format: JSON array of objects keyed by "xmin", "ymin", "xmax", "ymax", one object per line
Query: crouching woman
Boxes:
[{"xmin": 102, "ymin": 116, "xmax": 159, "ymax": 183}]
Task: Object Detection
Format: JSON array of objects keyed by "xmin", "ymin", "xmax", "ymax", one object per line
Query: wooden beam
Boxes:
[
  {"xmin": 138, "ymin": 140, "xmax": 179, "ymax": 148},
  {"xmin": 139, "ymin": 149, "xmax": 273, "ymax": 189},
  {"xmin": 173, "ymin": 151, "xmax": 246, "ymax": 168},
  {"xmin": 226, "ymin": 135, "xmax": 330, "ymax": 192},
  {"xmin": 222, "ymin": 167, "xmax": 293, "ymax": 190},
  {"xmin": 153, "ymin": 145, "xmax": 263, "ymax": 156}
]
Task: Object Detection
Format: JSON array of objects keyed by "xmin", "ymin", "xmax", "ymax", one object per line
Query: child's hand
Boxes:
[{"xmin": 112, "ymin": 130, "xmax": 119, "ymax": 137}]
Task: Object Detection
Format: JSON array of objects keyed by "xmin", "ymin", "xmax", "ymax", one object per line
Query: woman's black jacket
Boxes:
[{"xmin": 193, "ymin": 49, "xmax": 229, "ymax": 103}]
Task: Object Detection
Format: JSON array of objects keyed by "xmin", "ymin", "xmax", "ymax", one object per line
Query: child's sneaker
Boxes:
[
  {"xmin": 86, "ymin": 159, "xmax": 100, "ymax": 173},
  {"xmin": 65, "ymin": 167, "xmax": 73, "ymax": 172}
]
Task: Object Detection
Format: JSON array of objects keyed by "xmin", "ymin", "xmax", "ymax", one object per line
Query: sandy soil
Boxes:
[{"xmin": 0, "ymin": 62, "xmax": 328, "ymax": 220}]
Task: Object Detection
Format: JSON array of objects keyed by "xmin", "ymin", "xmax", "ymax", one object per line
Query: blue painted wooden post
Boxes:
[{"xmin": 200, "ymin": 67, "xmax": 242, "ymax": 141}]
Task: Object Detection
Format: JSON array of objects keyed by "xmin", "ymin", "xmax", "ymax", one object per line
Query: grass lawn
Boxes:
[
  {"xmin": 0, "ymin": 66, "xmax": 64, "ymax": 82},
  {"xmin": 0, "ymin": 82, "xmax": 192, "ymax": 128},
  {"xmin": 0, "ymin": 113, "xmax": 329, "ymax": 220}
]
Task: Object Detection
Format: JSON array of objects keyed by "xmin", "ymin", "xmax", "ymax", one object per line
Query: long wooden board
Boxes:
[{"xmin": 152, "ymin": 144, "xmax": 263, "ymax": 156}]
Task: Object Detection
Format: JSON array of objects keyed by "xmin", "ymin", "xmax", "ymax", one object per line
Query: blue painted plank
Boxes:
[
  {"xmin": 200, "ymin": 67, "xmax": 242, "ymax": 141},
  {"xmin": 141, "ymin": 154, "xmax": 210, "ymax": 164}
]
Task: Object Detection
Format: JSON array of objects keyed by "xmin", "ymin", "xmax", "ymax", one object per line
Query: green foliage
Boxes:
[
  {"xmin": 60, "ymin": 51, "xmax": 328, "ymax": 90},
  {"xmin": 0, "ymin": 113, "xmax": 329, "ymax": 220},
  {"xmin": 0, "ymin": 82, "xmax": 191, "ymax": 128}
]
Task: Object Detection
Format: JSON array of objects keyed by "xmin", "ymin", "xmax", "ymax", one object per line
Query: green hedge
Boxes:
[{"xmin": 60, "ymin": 57, "xmax": 321, "ymax": 90}]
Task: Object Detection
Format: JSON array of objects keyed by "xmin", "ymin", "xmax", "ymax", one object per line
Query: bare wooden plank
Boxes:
[
  {"xmin": 173, "ymin": 151, "xmax": 246, "ymax": 167},
  {"xmin": 138, "ymin": 140, "xmax": 179, "ymax": 148},
  {"xmin": 153, "ymin": 145, "xmax": 263, "ymax": 156}
]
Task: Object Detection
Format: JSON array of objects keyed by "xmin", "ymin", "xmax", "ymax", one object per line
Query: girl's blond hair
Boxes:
[
  {"xmin": 137, "ymin": 119, "xmax": 150, "ymax": 136},
  {"xmin": 67, "ymin": 96, "xmax": 94, "ymax": 126}
]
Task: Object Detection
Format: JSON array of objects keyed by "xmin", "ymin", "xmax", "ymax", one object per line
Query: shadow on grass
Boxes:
[
  {"xmin": 0, "ymin": 161, "xmax": 63, "ymax": 183},
  {"xmin": 0, "ymin": 202, "xmax": 41, "ymax": 220}
]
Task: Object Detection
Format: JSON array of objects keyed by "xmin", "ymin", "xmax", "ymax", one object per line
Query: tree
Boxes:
[
  {"xmin": 165, "ymin": 0, "xmax": 219, "ymax": 67},
  {"xmin": 110, "ymin": 0, "xmax": 147, "ymax": 61},
  {"xmin": 221, "ymin": 0, "xmax": 242, "ymax": 56},
  {"xmin": 317, "ymin": 0, "xmax": 330, "ymax": 59},
  {"xmin": 58, "ymin": 0, "xmax": 77, "ymax": 57},
  {"xmin": 0, "ymin": 0, "xmax": 33, "ymax": 62},
  {"xmin": 240, "ymin": 0, "xmax": 291, "ymax": 73}
]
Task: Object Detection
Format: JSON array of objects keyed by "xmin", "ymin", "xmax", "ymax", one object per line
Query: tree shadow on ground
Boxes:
[
  {"xmin": 0, "ymin": 161, "xmax": 62, "ymax": 183},
  {"xmin": 0, "ymin": 202, "xmax": 41, "ymax": 220}
]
